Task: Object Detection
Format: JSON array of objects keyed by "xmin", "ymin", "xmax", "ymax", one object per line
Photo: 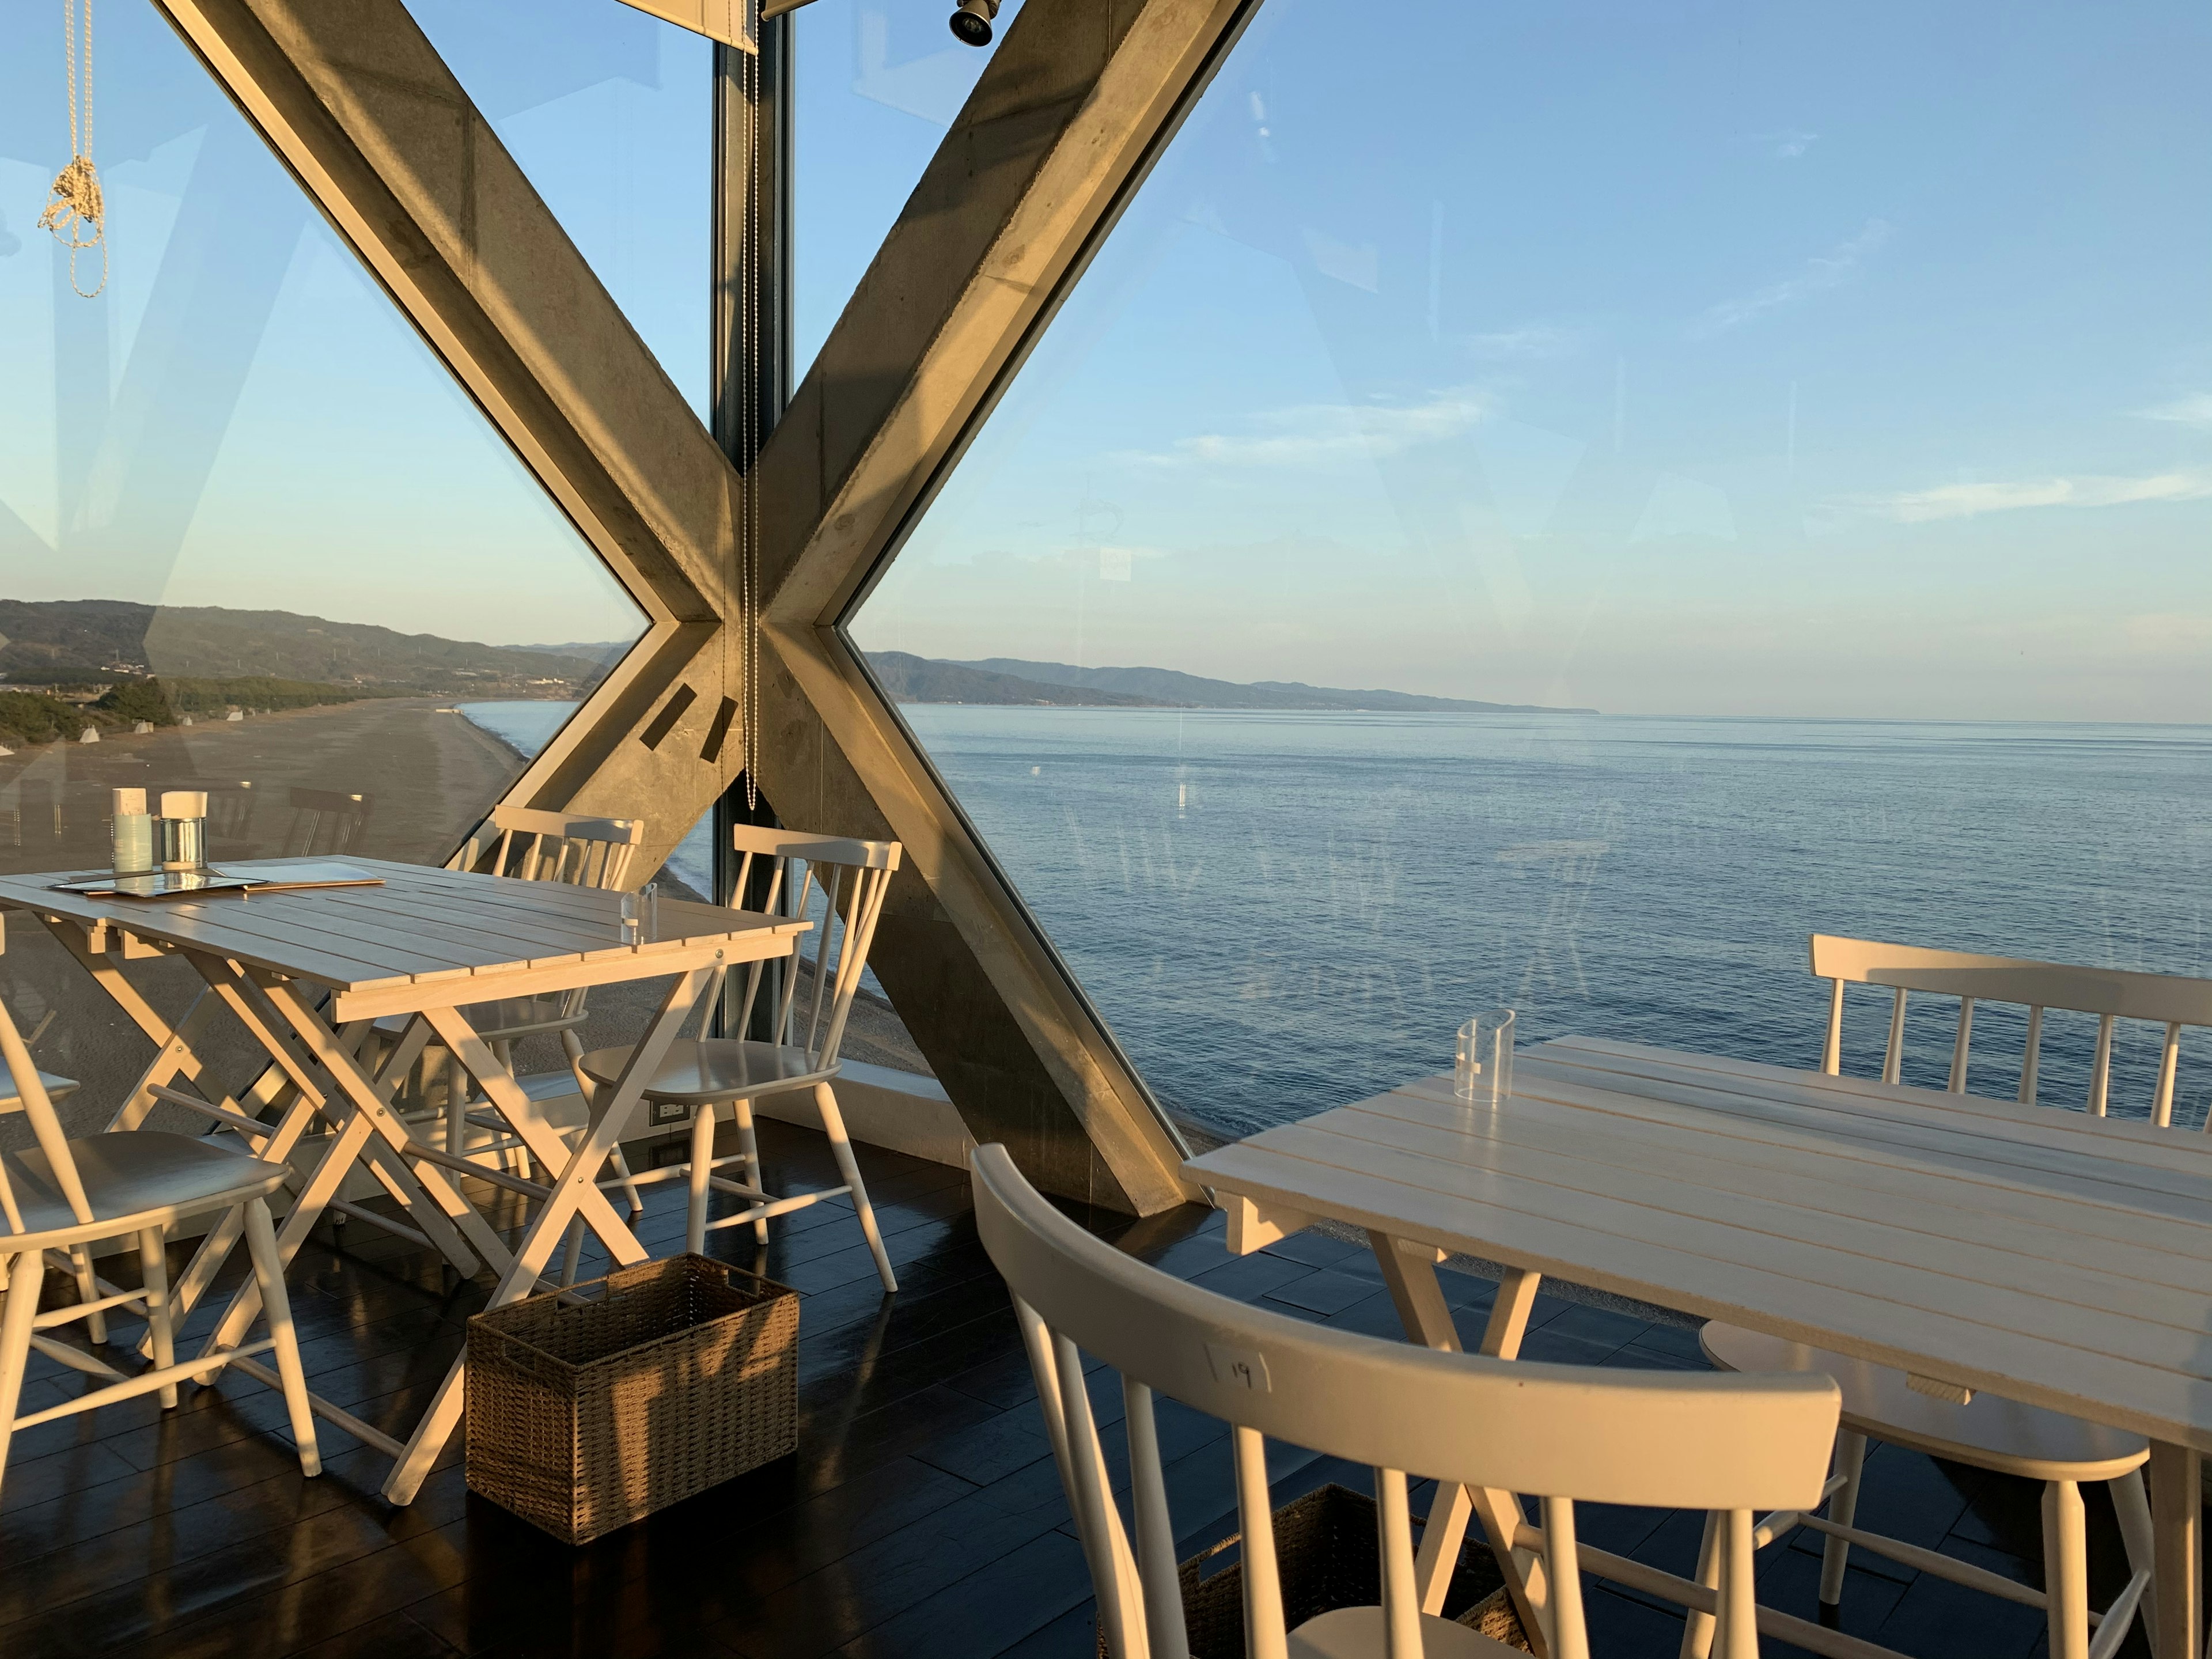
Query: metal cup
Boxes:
[{"xmin": 159, "ymin": 816, "xmax": 206, "ymax": 872}]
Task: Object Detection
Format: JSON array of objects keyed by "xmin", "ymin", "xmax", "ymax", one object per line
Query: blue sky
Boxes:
[
  {"xmin": 851, "ymin": 0, "xmax": 2212, "ymax": 719},
  {"xmin": 2, "ymin": 1, "xmax": 2206, "ymax": 717}
]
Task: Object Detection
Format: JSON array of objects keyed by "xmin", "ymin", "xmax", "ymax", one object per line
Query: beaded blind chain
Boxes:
[
  {"xmin": 738, "ymin": 28, "xmax": 763, "ymax": 812},
  {"xmin": 38, "ymin": 0, "xmax": 107, "ymax": 299}
]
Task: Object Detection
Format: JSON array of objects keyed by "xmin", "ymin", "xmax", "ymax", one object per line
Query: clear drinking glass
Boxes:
[
  {"xmin": 620, "ymin": 891, "xmax": 640, "ymax": 945},
  {"xmin": 1455, "ymin": 1009, "xmax": 1516, "ymax": 1105},
  {"xmin": 643, "ymin": 881, "xmax": 660, "ymax": 943}
]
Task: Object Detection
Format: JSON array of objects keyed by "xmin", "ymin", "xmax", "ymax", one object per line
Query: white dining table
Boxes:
[
  {"xmin": 1184, "ymin": 1034, "xmax": 2212, "ymax": 1659},
  {"xmin": 0, "ymin": 855, "xmax": 808, "ymax": 1503}
]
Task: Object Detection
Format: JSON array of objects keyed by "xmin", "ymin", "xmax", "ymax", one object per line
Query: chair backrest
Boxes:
[
  {"xmin": 282, "ymin": 787, "xmax": 372, "ymax": 857},
  {"xmin": 0, "ymin": 1000, "xmax": 92, "ymax": 1238},
  {"xmin": 1810, "ymin": 933, "xmax": 2212, "ymax": 1123},
  {"xmin": 971, "ymin": 1145, "xmax": 1838, "ymax": 1659},
  {"xmin": 724, "ymin": 824, "xmax": 902, "ymax": 1072},
  {"xmin": 448, "ymin": 804, "xmax": 643, "ymax": 890}
]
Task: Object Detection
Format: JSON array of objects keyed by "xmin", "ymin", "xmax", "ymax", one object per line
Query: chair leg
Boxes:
[
  {"xmin": 494, "ymin": 1041, "xmax": 532, "ymax": 1180},
  {"xmin": 442, "ymin": 1047, "xmax": 468, "ymax": 1159},
  {"xmin": 1819, "ymin": 1430, "xmax": 1868, "ymax": 1607},
  {"xmin": 608, "ymin": 1144, "xmax": 645, "ymax": 1221},
  {"xmin": 685, "ymin": 1101, "xmax": 718, "ymax": 1256},
  {"xmin": 816, "ymin": 1082, "xmax": 896, "ymax": 1293},
  {"xmin": 241, "ymin": 1198, "xmax": 321, "ymax": 1479},
  {"xmin": 1678, "ymin": 1510, "xmax": 1721, "ymax": 1659},
  {"xmin": 560, "ymin": 1217, "xmax": 586, "ymax": 1288},
  {"xmin": 0, "ymin": 1250, "xmax": 43, "ymax": 1492},
  {"xmin": 732, "ymin": 1096, "xmax": 767, "ymax": 1244},
  {"xmin": 69, "ymin": 1243, "xmax": 107, "ymax": 1344},
  {"xmin": 138, "ymin": 1228, "xmax": 177, "ymax": 1410},
  {"xmin": 2042, "ymin": 1479, "xmax": 2088, "ymax": 1659},
  {"xmin": 2109, "ymin": 1468, "xmax": 2156, "ymax": 1657}
]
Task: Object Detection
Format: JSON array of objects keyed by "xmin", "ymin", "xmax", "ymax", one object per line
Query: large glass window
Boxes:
[
  {"xmin": 404, "ymin": 0, "xmax": 713, "ymax": 414},
  {"xmin": 849, "ymin": 0, "xmax": 2212, "ymax": 1138},
  {"xmin": 0, "ymin": 3, "xmax": 643, "ymax": 1128},
  {"xmin": 793, "ymin": 0, "xmax": 1024, "ymax": 377}
]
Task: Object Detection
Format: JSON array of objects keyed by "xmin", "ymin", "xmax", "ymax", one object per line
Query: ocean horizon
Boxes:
[{"xmin": 461, "ymin": 699, "xmax": 2212, "ymax": 1138}]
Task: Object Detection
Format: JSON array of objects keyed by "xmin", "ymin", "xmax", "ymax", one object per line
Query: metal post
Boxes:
[{"xmin": 711, "ymin": 14, "xmax": 792, "ymax": 1032}]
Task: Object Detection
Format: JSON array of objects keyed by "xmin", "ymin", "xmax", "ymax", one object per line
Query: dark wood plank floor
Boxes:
[{"xmin": 0, "ymin": 1119, "xmax": 2172, "ymax": 1658}]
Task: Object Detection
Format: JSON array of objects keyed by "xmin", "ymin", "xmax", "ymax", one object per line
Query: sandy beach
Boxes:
[
  {"xmin": 0, "ymin": 698, "xmax": 532, "ymax": 1141},
  {"xmin": 0, "ymin": 696, "xmax": 527, "ymax": 873}
]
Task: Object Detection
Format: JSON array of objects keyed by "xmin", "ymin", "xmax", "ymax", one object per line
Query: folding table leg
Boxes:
[
  {"xmin": 1370, "ymin": 1233, "xmax": 1551, "ymax": 1648},
  {"xmin": 420, "ymin": 1006, "xmax": 651, "ymax": 1265},
  {"xmin": 191, "ymin": 1014, "xmax": 442, "ymax": 1361},
  {"xmin": 36, "ymin": 918, "xmax": 224, "ymax": 1134},
  {"xmin": 2150, "ymin": 1440, "xmax": 2199, "ymax": 1659},
  {"xmin": 125, "ymin": 960, "xmax": 354, "ymax": 1353},
  {"xmin": 252, "ymin": 979, "xmax": 497, "ymax": 1272},
  {"xmin": 381, "ymin": 966, "xmax": 713, "ymax": 1506}
]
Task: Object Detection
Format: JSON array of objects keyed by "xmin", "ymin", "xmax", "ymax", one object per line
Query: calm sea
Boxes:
[{"xmin": 468, "ymin": 701, "xmax": 2212, "ymax": 1139}]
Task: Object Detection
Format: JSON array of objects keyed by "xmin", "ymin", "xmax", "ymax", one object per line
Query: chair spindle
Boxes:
[
  {"xmin": 1883, "ymin": 987, "xmax": 1908, "ymax": 1085},
  {"xmin": 2019, "ymin": 1006, "xmax": 2043, "ymax": 1107},
  {"xmin": 1821, "ymin": 978, "xmax": 1846, "ymax": 1075},
  {"xmin": 2089, "ymin": 1015, "xmax": 2114, "ymax": 1116},
  {"xmin": 2154, "ymin": 1021, "xmax": 2181, "ymax": 1127},
  {"xmin": 1233, "ymin": 1424, "xmax": 1290, "ymax": 1659},
  {"xmin": 1948, "ymin": 997, "xmax": 1975, "ymax": 1093},
  {"xmin": 1123, "ymin": 1378, "xmax": 1191, "ymax": 1659},
  {"xmin": 1543, "ymin": 1494, "xmax": 1590, "ymax": 1659}
]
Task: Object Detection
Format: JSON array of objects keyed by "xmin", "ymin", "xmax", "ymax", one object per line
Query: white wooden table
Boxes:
[
  {"xmin": 0, "ymin": 855, "xmax": 806, "ymax": 1503},
  {"xmin": 1185, "ymin": 1034, "xmax": 2212, "ymax": 1659}
]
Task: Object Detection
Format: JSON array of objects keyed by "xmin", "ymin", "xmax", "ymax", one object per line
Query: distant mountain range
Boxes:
[
  {"xmin": 868, "ymin": 652, "xmax": 1593, "ymax": 714},
  {"xmin": 866, "ymin": 653, "xmax": 1163, "ymax": 707},
  {"xmin": 511, "ymin": 639, "xmax": 633, "ymax": 668},
  {"xmin": 0, "ymin": 601, "xmax": 612, "ymax": 695}
]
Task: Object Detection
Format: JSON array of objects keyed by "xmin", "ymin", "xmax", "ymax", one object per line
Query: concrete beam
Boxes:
[
  {"xmin": 754, "ymin": 0, "xmax": 1255, "ymax": 1214},
  {"xmin": 162, "ymin": 0, "xmax": 1243, "ymax": 1215}
]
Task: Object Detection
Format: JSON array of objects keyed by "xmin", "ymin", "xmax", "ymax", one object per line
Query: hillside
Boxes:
[
  {"xmin": 946, "ymin": 657, "xmax": 1595, "ymax": 714},
  {"xmin": 510, "ymin": 639, "xmax": 632, "ymax": 668},
  {"xmin": 867, "ymin": 652, "xmax": 1167, "ymax": 707},
  {"xmin": 0, "ymin": 600, "xmax": 612, "ymax": 695}
]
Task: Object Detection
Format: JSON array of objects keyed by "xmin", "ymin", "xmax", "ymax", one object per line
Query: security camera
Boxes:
[{"xmin": 949, "ymin": 0, "xmax": 998, "ymax": 46}]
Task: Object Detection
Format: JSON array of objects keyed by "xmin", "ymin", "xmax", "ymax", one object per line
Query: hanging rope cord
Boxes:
[{"xmin": 39, "ymin": 0, "xmax": 108, "ymax": 299}]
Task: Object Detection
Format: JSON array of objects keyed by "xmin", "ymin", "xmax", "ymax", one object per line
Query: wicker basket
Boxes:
[
  {"xmin": 465, "ymin": 1253, "xmax": 798, "ymax": 1544},
  {"xmin": 1100, "ymin": 1482, "xmax": 1514, "ymax": 1657}
]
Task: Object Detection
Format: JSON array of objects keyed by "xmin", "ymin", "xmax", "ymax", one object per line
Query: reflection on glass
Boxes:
[
  {"xmin": 849, "ymin": 0, "xmax": 2212, "ymax": 1138},
  {"xmin": 404, "ymin": 0, "xmax": 711, "ymax": 413},
  {"xmin": 0, "ymin": 5, "xmax": 643, "ymax": 1127},
  {"xmin": 793, "ymin": 0, "xmax": 1025, "ymax": 376}
]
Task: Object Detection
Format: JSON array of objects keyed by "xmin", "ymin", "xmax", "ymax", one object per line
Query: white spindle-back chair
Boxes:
[
  {"xmin": 578, "ymin": 824, "xmax": 904, "ymax": 1291},
  {"xmin": 1810, "ymin": 932, "xmax": 2212, "ymax": 1123},
  {"xmin": 1699, "ymin": 932, "xmax": 2179, "ymax": 1659},
  {"xmin": 971, "ymin": 1144, "xmax": 1839, "ymax": 1659},
  {"xmin": 0, "ymin": 999, "xmax": 321, "ymax": 1494},
  {"xmin": 450, "ymin": 804, "xmax": 643, "ymax": 891},
  {"xmin": 423, "ymin": 806, "xmax": 647, "ymax": 1157}
]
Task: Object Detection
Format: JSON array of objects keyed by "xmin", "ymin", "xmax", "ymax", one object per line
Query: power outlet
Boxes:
[{"xmin": 650, "ymin": 1099, "xmax": 691, "ymax": 1127}]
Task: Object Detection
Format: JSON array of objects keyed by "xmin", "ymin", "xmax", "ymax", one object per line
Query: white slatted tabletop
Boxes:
[
  {"xmin": 0, "ymin": 855, "xmax": 802, "ymax": 1019},
  {"xmin": 1184, "ymin": 1035, "xmax": 2212, "ymax": 1655}
]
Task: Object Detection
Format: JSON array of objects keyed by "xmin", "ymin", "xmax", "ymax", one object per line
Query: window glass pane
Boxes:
[
  {"xmin": 404, "ymin": 0, "xmax": 711, "ymax": 413},
  {"xmin": 793, "ymin": 0, "xmax": 1024, "ymax": 377},
  {"xmin": 0, "ymin": 4, "xmax": 643, "ymax": 1129},
  {"xmin": 849, "ymin": 0, "xmax": 2212, "ymax": 1138}
]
